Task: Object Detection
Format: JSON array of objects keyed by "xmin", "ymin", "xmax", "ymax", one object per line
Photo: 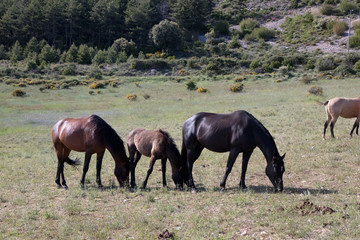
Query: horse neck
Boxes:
[
  {"xmin": 166, "ymin": 142, "xmax": 182, "ymax": 172},
  {"xmin": 255, "ymin": 129, "xmax": 279, "ymax": 164},
  {"xmin": 105, "ymin": 134, "xmax": 128, "ymax": 166}
]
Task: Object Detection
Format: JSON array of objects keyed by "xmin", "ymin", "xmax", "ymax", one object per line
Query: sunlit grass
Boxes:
[{"xmin": 0, "ymin": 76, "xmax": 359, "ymax": 239}]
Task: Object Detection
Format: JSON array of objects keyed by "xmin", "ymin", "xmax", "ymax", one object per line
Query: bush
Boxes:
[
  {"xmin": 250, "ymin": 60, "xmax": 261, "ymax": 69},
  {"xmin": 252, "ymin": 27, "xmax": 275, "ymax": 41},
  {"xmin": 126, "ymin": 94, "xmax": 137, "ymax": 101},
  {"xmin": 308, "ymin": 85, "xmax": 323, "ymax": 96},
  {"xmin": 62, "ymin": 64, "xmax": 76, "ymax": 76},
  {"xmin": 230, "ymin": 83, "xmax": 244, "ymax": 92},
  {"xmin": 315, "ymin": 57, "xmax": 335, "ymax": 71},
  {"xmin": 77, "ymin": 44, "xmax": 92, "ymax": 64},
  {"xmin": 150, "ymin": 20, "xmax": 183, "ymax": 51},
  {"xmin": 233, "ymin": 76, "xmax": 245, "ymax": 82},
  {"xmin": 196, "ymin": 87, "xmax": 208, "ymax": 93},
  {"xmin": 239, "ymin": 18, "xmax": 260, "ymax": 34},
  {"xmin": 186, "ymin": 81, "xmax": 197, "ymax": 90},
  {"xmin": 339, "ymin": 0, "xmax": 358, "ymax": 14},
  {"xmin": 129, "ymin": 59, "xmax": 169, "ymax": 70},
  {"xmin": 333, "ymin": 64, "xmax": 355, "ymax": 76},
  {"xmin": 89, "ymin": 82, "xmax": 105, "ymax": 89},
  {"xmin": 214, "ymin": 20, "xmax": 230, "ymax": 36},
  {"xmin": 321, "ymin": 4, "xmax": 336, "ymax": 15},
  {"xmin": 353, "ymin": 59, "xmax": 360, "ymax": 72},
  {"xmin": 349, "ymin": 35, "xmax": 360, "ymax": 48},
  {"xmin": 12, "ymin": 89, "xmax": 26, "ymax": 97},
  {"xmin": 300, "ymin": 75, "xmax": 314, "ymax": 84},
  {"xmin": 333, "ymin": 22, "xmax": 348, "ymax": 36}
]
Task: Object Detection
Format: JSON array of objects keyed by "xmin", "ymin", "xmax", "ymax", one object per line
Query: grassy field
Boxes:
[{"xmin": 0, "ymin": 75, "xmax": 359, "ymax": 239}]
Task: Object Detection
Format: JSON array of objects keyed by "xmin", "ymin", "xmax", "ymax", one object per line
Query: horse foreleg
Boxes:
[
  {"xmin": 96, "ymin": 151, "xmax": 105, "ymax": 188},
  {"xmin": 130, "ymin": 150, "xmax": 142, "ymax": 188},
  {"xmin": 220, "ymin": 150, "xmax": 240, "ymax": 191},
  {"xmin": 80, "ymin": 152, "xmax": 92, "ymax": 189},
  {"xmin": 239, "ymin": 150, "xmax": 253, "ymax": 190},
  {"xmin": 142, "ymin": 156, "xmax": 157, "ymax": 189},
  {"xmin": 161, "ymin": 158, "xmax": 167, "ymax": 187}
]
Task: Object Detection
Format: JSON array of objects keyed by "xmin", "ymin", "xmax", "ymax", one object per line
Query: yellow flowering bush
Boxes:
[
  {"xmin": 196, "ymin": 87, "xmax": 208, "ymax": 93},
  {"xmin": 126, "ymin": 94, "xmax": 137, "ymax": 101},
  {"xmin": 230, "ymin": 83, "xmax": 244, "ymax": 92}
]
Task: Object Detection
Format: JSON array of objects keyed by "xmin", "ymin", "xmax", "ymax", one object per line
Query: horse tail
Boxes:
[
  {"xmin": 65, "ymin": 157, "xmax": 81, "ymax": 166},
  {"xmin": 323, "ymin": 100, "xmax": 329, "ymax": 106}
]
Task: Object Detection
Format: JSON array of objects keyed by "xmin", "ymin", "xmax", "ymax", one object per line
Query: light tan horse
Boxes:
[
  {"xmin": 127, "ymin": 128, "xmax": 184, "ymax": 189},
  {"xmin": 323, "ymin": 97, "xmax": 360, "ymax": 139}
]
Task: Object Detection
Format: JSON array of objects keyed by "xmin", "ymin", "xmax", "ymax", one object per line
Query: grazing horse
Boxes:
[
  {"xmin": 52, "ymin": 115, "xmax": 129, "ymax": 189},
  {"xmin": 127, "ymin": 128, "xmax": 184, "ymax": 189},
  {"xmin": 323, "ymin": 97, "xmax": 360, "ymax": 139},
  {"xmin": 181, "ymin": 110, "xmax": 285, "ymax": 192}
]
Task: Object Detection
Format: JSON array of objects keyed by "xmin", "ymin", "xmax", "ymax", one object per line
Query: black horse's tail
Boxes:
[
  {"xmin": 323, "ymin": 100, "xmax": 329, "ymax": 106},
  {"xmin": 65, "ymin": 157, "xmax": 81, "ymax": 166}
]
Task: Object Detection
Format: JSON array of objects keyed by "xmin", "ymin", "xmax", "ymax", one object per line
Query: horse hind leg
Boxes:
[
  {"xmin": 330, "ymin": 116, "xmax": 338, "ymax": 139},
  {"xmin": 55, "ymin": 144, "xmax": 70, "ymax": 189},
  {"xmin": 130, "ymin": 150, "xmax": 142, "ymax": 189},
  {"xmin": 142, "ymin": 156, "xmax": 157, "ymax": 189},
  {"xmin": 323, "ymin": 112, "xmax": 332, "ymax": 140}
]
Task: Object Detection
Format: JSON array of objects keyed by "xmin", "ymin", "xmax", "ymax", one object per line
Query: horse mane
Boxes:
[
  {"xmin": 89, "ymin": 115, "xmax": 126, "ymax": 156},
  {"xmin": 158, "ymin": 129, "xmax": 181, "ymax": 158}
]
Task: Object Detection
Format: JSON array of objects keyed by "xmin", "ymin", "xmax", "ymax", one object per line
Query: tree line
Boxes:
[{"xmin": 0, "ymin": 0, "xmax": 214, "ymax": 51}]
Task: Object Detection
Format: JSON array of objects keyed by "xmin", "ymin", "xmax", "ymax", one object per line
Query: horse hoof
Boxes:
[
  {"xmin": 80, "ymin": 184, "xmax": 85, "ymax": 190},
  {"xmin": 56, "ymin": 184, "xmax": 62, "ymax": 189},
  {"xmin": 220, "ymin": 187, "xmax": 226, "ymax": 193},
  {"xmin": 191, "ymin": 188, "xmax": 197, "ymax": 194},
  {"xmin": 62, "ymin": 185, "xmax": 69, "ymax": 190},
  {"xmin": 98, "ymin": 184, "xmax": 103, "ymax": 189}
]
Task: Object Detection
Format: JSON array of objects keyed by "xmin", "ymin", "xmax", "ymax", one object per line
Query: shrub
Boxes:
[
  {"xmin": 239, "ymin": 18, "xmax": 260, "ymax": 34},
  {"xmin": 27, "ymin": 61, "xmax": 37, "ymax": 70},
  {"xmin": 321, "ymin": 4, "xmax": 336, "ymax": 15},
  {"xmin": 252, "ymin": 27, "xmax": 275, "ymax": 41},
  {"xmin": 308, "ymin": 85, "xmax": 323, "ymax": 96},
  {"xmin": 89, "ymin": 82, "xmax": 105, "ymax": 89},
  {"xmin": 126, "ymin": 94, "xmax": 137, "ymax": 101},
  {"xmin": 233, "ymin": 76, "xmax": 245, "ymax": 82},
  {"xmin": 129, "ymin": 59, "xmax": 169, "ymax": 70},
  {"xmin": 333, "ymin": 22, "xmax": 348, "ymax": 36},
  {"xmin": 214, "ymin": 20, "xmax": 230, "ymax": 36},
  {"xmin": 150, "ymin": 20, "xmax": 183, "ymax": 51},
  {"xmin": 196, "ymin": 87, "xmax": 208, "ymax": 93},
  {"xmin": 230, "ymin": 83, "xmax": 244, "ymax": 92},
  {"xmin": 349, "ymin": 35, "xmax": 360, "ymax": 48},
  {"xmin": 77, "ymin": 44, "xmax": 92, "ymax": 64},
  {"xmin": 315, "ymin": 57, "xmax": 335, "ymax": 71},
  {"xmin": 92, "ymin": 50, "xmax": 107, "ymax": 65},
  {"xmin": 89, "ymin": 90, "xmax": 94, "ymax": 95},
  {"xmin": 300, "ymin": 75, "xmax": 314, "ymax": 84},
  {"xmin": 186, "ymin": 81, "xmax": 197, "ymax": 90},
  {"xmin": 333, "ymin": 64, "xmax": 355, "ymax": 76},
  {"xmin": 12, "ymin": 89, "xmax": 26, "ymax": 97},
  {"xmin": 339, "ymin": 0, "xmax": 358, "ymax": 14},
  {"xmin": 62, "ymin": 64, "xmax": 76, "ymax": 76},
  {"xmin": 143, "ymin": 94, "xmax": 150, "ymax": 99},
  {"xmin": 353, "ymin": 60, "xmax": 360, "ymax": 72},
  {"xmin": 250, "ymin": 60, "xmax": 261, "ymax": 69}
]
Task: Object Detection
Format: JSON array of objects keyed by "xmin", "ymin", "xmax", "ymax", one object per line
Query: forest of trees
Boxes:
[{"xmin": 0, "ymin": 0, "xmax": 216, "ymax": 51}]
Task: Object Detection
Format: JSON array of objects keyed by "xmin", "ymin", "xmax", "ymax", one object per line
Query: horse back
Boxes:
[
  {"xmin": 52, "ymin": 115, "xmax": 107, "ymax": 153},
  {"xmin": 130, "ymin": 128, "xmax": 168, "ymax": 158},
  {"xmin": 328, "ymin": 97, "xmax": 360, "ymax": 118},
  {"xmin": 183, "ymin": 111, "xmax": 256, "ymax": 152}
]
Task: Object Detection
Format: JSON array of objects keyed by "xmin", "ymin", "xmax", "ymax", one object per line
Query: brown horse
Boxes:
[
  {"xmin": 323, "ymin": 97, "xmax": 360, "ymax": 139},
  {"xmin": 52, "ymin": 115, "xmax": 129, "ymax": 189},
  {"xmin": 127, "ymin": 128, "xmax": 184, "ymax": 189}
]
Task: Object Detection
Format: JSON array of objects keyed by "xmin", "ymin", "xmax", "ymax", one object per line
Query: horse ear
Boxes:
[{"xmin": 281, "ymin": 153, "xmax": 286, "ymax": 160}]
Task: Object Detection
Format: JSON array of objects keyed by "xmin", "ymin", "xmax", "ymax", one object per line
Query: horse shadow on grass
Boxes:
[{"xmin": 80, "ymin": 183, "xmax": 338, "ymax": 195}]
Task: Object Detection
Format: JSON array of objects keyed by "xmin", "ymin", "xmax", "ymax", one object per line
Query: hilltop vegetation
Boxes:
[{"xmin": 1, "ymin": 0, "xmax": 360, "ymax": 80}]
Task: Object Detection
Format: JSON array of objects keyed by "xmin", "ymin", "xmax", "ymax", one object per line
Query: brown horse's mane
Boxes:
[
  {"xmin": 158, "ymin": 128, "xmax": 181, "ymax": 156},
  {"xmin": 90, "ymin": 115, "xmax": 126, "ymax": 154}
]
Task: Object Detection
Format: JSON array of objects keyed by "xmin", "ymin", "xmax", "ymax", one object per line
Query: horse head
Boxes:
[
  {"xmin": 266, "ymin": 153, "xmax": 285, "ymax": 192},
  {"xmin": 115, "ymin": 160, "xmax": 130, "ymax": 187}
]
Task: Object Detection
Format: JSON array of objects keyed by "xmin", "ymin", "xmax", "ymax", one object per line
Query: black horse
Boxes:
[{"xmin": 181, "ymin": 110, "xmax": 285, "ymax": 192}]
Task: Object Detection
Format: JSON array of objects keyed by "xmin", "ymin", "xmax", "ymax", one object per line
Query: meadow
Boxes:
[{"xmin": 0, "ymin": 75, "xmax": 359, "ymax": 239}]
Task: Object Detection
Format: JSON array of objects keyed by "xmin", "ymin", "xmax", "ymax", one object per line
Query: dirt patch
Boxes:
[
  {"xmin": 158, "ymin": 229, "xmax": 175, "ymax": 239},
  {"xmin": 296, "ymin": 200, "xmax": 335, "ymax": 216}
]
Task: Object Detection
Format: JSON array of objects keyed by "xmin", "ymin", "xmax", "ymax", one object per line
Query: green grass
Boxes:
[{"xmin": 0, "ymin": 76, "xmax": 359, "ymax": 239}]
